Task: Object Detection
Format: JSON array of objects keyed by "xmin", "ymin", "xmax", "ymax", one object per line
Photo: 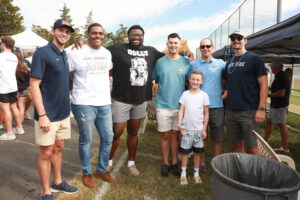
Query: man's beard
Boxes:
[{"xmin": 129, "ymin": 42, "xmax": 143, "ymax": 50}]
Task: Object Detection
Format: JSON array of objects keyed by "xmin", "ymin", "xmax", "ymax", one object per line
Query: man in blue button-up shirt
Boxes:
[{"xmin": 189, "ymin": 38, "xmax": 226, "ymax": 164}]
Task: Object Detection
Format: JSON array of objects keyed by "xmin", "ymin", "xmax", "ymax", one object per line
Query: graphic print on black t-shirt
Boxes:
[{"xmin": 130, "ymin": 57, "xmax": 148, "ymax": 86}]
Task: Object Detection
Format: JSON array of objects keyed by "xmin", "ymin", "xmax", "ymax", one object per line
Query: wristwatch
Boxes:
[{"xmin": 258, "ymin": 107, "xmax": 266, "ymax": 111}]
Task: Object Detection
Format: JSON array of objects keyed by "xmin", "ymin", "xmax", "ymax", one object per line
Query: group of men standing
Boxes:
[{"xmin": 11, "ymin": 17, "xmax": 275, "ymax": 199}]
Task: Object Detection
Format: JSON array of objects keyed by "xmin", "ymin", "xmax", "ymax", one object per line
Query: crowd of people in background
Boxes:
[{"xmin": 0, "ymin": 18, "xmax": 294, "ymax": 200}]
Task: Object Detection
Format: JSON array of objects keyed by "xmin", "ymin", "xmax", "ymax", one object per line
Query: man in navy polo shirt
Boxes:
[{"xmin": 30, "ymin": 19, "xmax": 78, "ymax": 200}]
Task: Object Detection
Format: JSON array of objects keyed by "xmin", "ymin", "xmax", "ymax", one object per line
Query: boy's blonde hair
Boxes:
[{"xmin": 190, "ymin": 70, "xmax": 203, "ymax": 77}]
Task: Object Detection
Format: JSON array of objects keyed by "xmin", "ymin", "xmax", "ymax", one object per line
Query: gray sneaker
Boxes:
[
  {"xmin": 50, "ymin": 181, "xmax": 78, "ymax": 194},
  {"xmin": 41, "ymin": 194, "xmax": 53, "ymax": 200},
  {"xmin": 0, "ymin": 133, "xmax": 16, "ymax": 140},
  {"xmin": 13, "ymin": 127, "xmax": 25, "ymax": 135}
]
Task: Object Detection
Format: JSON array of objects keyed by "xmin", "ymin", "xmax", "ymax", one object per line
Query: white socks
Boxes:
[
  {"xmin": 108, "ymin": 160, "xmax": 113, "ymax": 166},
  {"xmin": 181, "ymin": 167, "xmax": 187, "ymax": 177},
  {"xmin": 128, "ymin": 160, "xmax": 135, "ymax": 167},
  {"xmin": 194, "ymin": 168, "xmax": 199, "ymax": 177}
]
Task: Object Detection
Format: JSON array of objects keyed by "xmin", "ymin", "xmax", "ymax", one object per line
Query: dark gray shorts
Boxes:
[
  {"xmin": 111, "ymin": 99, "xmax": 147, "ymax": 123},
  {"xmin": 209, "ymin": 108, "xmax": 225, "ymax": 142},
  {"xmin": 226, "ymin": 109, "xmax": 260, "ymax": 148}
]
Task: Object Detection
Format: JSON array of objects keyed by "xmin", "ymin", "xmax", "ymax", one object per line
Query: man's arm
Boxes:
[
  {"xmin": 269, "ymin": 89, "xmax": 285, "ymax": 97},
  {"xmin": 30, "ymin": 77, "xmax": 51, "ymax": 132},
  {"xmin": 255, "ymin": 75, "xmax": 268, "ymax": 123},
  {"xmin": 202, "ymin": 105, "xmax": 209, "ymax": 139}
]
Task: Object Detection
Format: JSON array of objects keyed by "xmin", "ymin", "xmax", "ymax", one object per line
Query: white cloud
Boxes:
[
  {"xmin": 13, "ymin": 0, "xmax": 190, "ymax": 30},
  {"xmin": 282, "ymin": 0, "xmax": 300, "ymax": 12}
]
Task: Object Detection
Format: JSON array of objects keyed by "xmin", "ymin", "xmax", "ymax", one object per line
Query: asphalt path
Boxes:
[{"xmin": 0, "ymin": 107, "xmax": 100, "ymax": 200}]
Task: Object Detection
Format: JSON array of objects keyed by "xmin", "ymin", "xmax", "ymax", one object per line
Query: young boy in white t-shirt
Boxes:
[{"xmin": 178, "ymin": 70, "xmax": 209, "ymax": 185}]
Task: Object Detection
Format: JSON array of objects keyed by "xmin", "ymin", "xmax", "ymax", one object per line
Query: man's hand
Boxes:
[
  {"xmin": 72, "ymin": 40, "xmax": 85, "ymax": 50},
  {"xmin": 254, "ymin": 110, "xmax": 265, "ymax": 123},
  {"xmin": 185, "ymin": 50, "xmax": 195, "ymax": 62},
  {"xmin": 39, "ymin": 116, "xmax": 51, "ymax": 132}
]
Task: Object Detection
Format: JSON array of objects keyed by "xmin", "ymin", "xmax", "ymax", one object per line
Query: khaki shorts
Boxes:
[
  {"xmin": 35, "ymin": 117, "xmax": 71, "ymax": 146},
  {"xmin": 156, "ymin": 108, "xmax": 179, "ymax": 132}
]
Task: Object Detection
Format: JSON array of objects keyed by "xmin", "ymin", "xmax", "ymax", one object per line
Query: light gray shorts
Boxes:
[
  {"xmin": 268, "ymin": 106, "xmax": 288, "ymax": 123},
  {"xmin": 226, "ymin": 109, "xmax": 260, "ymax": 148},
  {"xmin": 111, "ymin": 99, "xmax": 147, "ymax": 123},
  {"xmin": 156, "ymin": 108, "xmax": 179, "ymax": 132},
  {"xmin": 179, "ymin": 129, "xmax": 204, "ymax": 154}
]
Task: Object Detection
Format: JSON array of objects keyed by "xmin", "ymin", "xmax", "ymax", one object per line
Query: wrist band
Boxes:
[
  {"xmin": 183, "ymin": 50, "xmax": 186, "ymax": 57},
  {"xmin": 177, "ymin": 123, "xmax": 185, "ymax": 126},
  {"xmin": 39, "ymin": 114, "xmax": 47, "ymax": 117}
]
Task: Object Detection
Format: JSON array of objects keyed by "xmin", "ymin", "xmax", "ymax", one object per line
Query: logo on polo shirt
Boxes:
[
  {"xmin": 56, "ymin": 58, "xmax": 60, "ymax": 61},
  {"xmin": 178, "ymin": 68, "xmax": 183, "ymax": 72}
]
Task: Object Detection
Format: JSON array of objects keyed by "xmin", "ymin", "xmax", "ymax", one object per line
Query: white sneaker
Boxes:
[
  {"xmin": 24, "ymin": 112, "xmax": 32, "ymax": 120},
  {"xmin": 0, "ymin": 124, "xmax": 3, "ymax": 129},
  {"xmin": 13, "ymin": 127, "xmax": 25, "ymax": 135},
  {"xmin": 273, "ymin": 147, "xmax": 290, "ymax": 153},
  {"xmin": 0, "ymin": 133, "xmax": 16, "ymax": 140}
]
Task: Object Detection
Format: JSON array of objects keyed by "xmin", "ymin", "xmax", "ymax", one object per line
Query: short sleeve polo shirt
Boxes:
[{"xmin": 30, "ymin": 41, "xmax": 70, "ymax": 122}]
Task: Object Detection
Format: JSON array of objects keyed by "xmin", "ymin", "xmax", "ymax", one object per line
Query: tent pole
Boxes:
[{"xmin": 277, "ymin": 0, "xmax": 282, "ymax": 23}]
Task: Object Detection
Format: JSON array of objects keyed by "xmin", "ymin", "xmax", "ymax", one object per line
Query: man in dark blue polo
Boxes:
[{"xmin": 30, "ymin": 19, "xmax": 78, "ymax": 200}]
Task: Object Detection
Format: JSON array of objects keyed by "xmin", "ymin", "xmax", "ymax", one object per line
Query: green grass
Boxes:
[
  {"xmin": 58, "ymin": 113, "xmax": 300, "ymax": 200},
  {"xmin": 290, "ymin": 83, "xmax": 300, "ymax": 106}
]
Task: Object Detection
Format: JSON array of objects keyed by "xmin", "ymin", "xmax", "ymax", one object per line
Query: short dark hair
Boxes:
[
  {"xmin": 127, "ymin": 25, "xmax": 144, "ymax": 35},
  {"xmin": 87, "ymin": 23, "xmax": 103, "ymax": 33},
  {"xmin": 168, "ymin": 33, "xmax": 181, "ymax": 40},
  {"xmin": 1, "ymin": 36, "xmax": 15, "ymax": 49}
]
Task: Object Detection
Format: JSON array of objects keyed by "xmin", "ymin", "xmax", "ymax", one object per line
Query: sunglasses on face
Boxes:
[
  {"xmin": 230, "ymin": 35, "xmax": 245, "ymax": 42},
  {"xmin": 200, "ymin": 45, "xmax": 212, "ymax": 49}
]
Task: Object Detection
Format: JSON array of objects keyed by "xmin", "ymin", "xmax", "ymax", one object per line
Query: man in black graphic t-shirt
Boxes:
[{"xmin": 107, "ymin": 25, "xmax": 165, "ymax": 176}]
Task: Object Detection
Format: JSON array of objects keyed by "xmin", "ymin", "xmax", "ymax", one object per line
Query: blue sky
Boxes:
[{"xmin": 13, "ymin": 0, "xmax": 300, "ymax": 53}]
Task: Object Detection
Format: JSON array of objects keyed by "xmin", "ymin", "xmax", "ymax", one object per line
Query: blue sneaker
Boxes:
[
  {"xmin": 41, "ymin": 194, "xmax": 53, "ymax": 200},
  {"xmin": 50, "ymin": 181, "xmax": 78, "ymax": 194},
  {"xmin": 199, "ymin": 165, "xmax": 207, "ymax": 172}
]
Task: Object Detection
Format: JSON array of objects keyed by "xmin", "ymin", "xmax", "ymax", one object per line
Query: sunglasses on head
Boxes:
[
  {"xmin": 230, "ymin": 35, "xmax": 245, "ymax": 42},
  {"xmin": 200, "ymin": 45, "xmax": 212, "ymax": 49}
]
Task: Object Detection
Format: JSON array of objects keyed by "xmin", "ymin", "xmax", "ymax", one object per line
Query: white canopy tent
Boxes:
[{"xmin": 11, "ymin": 30, "xmax": 48, "ymax": 50}]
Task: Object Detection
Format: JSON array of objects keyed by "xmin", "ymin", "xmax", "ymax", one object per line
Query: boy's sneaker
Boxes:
[
  {"xmin": 13, "ymin": 127, "xmax": 25, "ymax": 135},
  {"xmin": 0, "ymin": 132, "xmax": 16, "ymax": 140},
  {"xmin": 193, "ymin": 176, "xmax": 202, "ymax": 184},
  {"xmin": 107, "ymin": 165, "xmax": 113, "ymax": 172},
  {"xmin": 0, "ymin": 124, "xmax": 3, "ymax": 129},
  {"xmin": 24, "ymin": 112, "xmax": 32, "ymax": 120},
  {"xmin": 170, "ymin": 163, "xmax": 181, "ymax": 178},
  {"xmin": 50, "ymin": 181, "xmax": 78, "ymax": 194},
  {"xmin": 199, "ymin": 165, "xmax": 207, "ymax": 172},
  {"xmin": 41, "ymin": 194, "xmax": 53, "ymax": 200},
  {"xmin": 180, "ymin": 176, "xmax": 188, "ymax": 185},
  {"xmin": 161, "ymin": 164, "xmax": 169, "ymax": 177}
]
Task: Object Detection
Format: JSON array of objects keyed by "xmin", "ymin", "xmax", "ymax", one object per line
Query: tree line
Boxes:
[{"xmin": 0, "ymin": 0, "xmax": 128, "ymax": 48}]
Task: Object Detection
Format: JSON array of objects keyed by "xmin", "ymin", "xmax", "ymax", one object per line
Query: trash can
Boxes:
[{"xmin": 211, "ymin": 153, "xmax": 300, "ymax": 200}]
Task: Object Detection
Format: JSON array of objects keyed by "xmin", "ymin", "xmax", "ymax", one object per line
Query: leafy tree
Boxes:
[
  {"xmin": 58, "ymin": 3, "xmax": 82, "ymax": 47},
  {"xmin": 32, "ymin": 24, "xmax": 52, "ymax": 41},
  {"xmin": 0, "ymin": 0, "xmax": 25, "ymax": 36},
  {"xmin": 81, "ymin": 10, "xmax": 93, "ymax": 38},
  {"xmin": 103, "ymin": 24, "xmax": 128, "ymax": 48}
]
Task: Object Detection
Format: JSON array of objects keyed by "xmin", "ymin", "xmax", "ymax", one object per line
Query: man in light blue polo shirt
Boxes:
[
  {"xmin": 152, "ymin": 33, "xmax": 190, "ymax": 178},
  {"xmin": 190, "ymin": 38, "xmax": 226, "ymax": 165}
]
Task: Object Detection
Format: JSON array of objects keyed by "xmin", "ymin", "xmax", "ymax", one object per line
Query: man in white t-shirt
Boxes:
[
  {"xmin": 0, "ymin": 36, "xmax": 23, "ymax": 140},
  {"xmin": 67, "ymin": 23, "xmax": 117, "ymax": 188}
]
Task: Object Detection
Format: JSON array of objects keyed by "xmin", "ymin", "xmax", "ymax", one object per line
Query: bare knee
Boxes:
[{"xmin": 162, "ymin": 132, "xmax": 170, "ymax": 141}]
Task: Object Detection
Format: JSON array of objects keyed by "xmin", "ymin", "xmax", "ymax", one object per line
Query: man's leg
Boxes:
[
  {"xmin": 109, "ymin": 122, "xmax": 126, "ymax": 160},
  {"xmin": 38, "ymin": 145, "xmax": 54, "ymax": 195},
  {"xmin": 51, "ymin": 140, "xmax": 64, "ymax": 185},
  {"xmin": 233, "ymin": 141, "xmax": 244, "ymax": 153},
  {"xmin": 278, "ymin": 123, "xmax": 289, "ymax": 150},
  {"xmin": 161, "ymin": 131, "xmax": 171, "ymax": 165},
  {"xmin": 170, "ymin": 130, "xmax": 179, "ymax": 165},
  {"xmin": 247, "ymin": 145, "xmax": 259, "ymax": 155},
  {"xmin": 17, "ymin": 96, "xmax": 26, "ymax": 123},
  {"xmin": 127, "ymin": 118, "xmax": 143, "ymax": 161},
  {"xmin": 210, "ymin": 108, "xmax": 225, "ymax": 157},
  {"xmin": 264, "ymin": 118, "xmax": 273, "ymax": 141},
  {"xmin": 212, "ymin": 141, "xmax": 222, "ymax": 157}
]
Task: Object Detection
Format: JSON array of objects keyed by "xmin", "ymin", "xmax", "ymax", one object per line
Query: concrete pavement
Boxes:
[{"xmin": 0, "ymin": 107, "xmax": 100, "ymax": 200}]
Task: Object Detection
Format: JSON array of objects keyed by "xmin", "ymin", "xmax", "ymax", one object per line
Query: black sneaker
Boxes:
[
  {"xmin": 50, "ymin": 181, "xmax": 78, "ymax": 194},
  {"xmin": 199, "ymin": 165, "xmax": 207, "ymax": 172},
  {"xmin": 170, "ymin": 163, "xmax": 180, "ymax": 178},
  {"xmin": 161, "ymin": 164, "xmax": 169, "ymax": 177},
  {"xmin": 41, "ymin": 194, "xmax": 53, "ymax": 200}
]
